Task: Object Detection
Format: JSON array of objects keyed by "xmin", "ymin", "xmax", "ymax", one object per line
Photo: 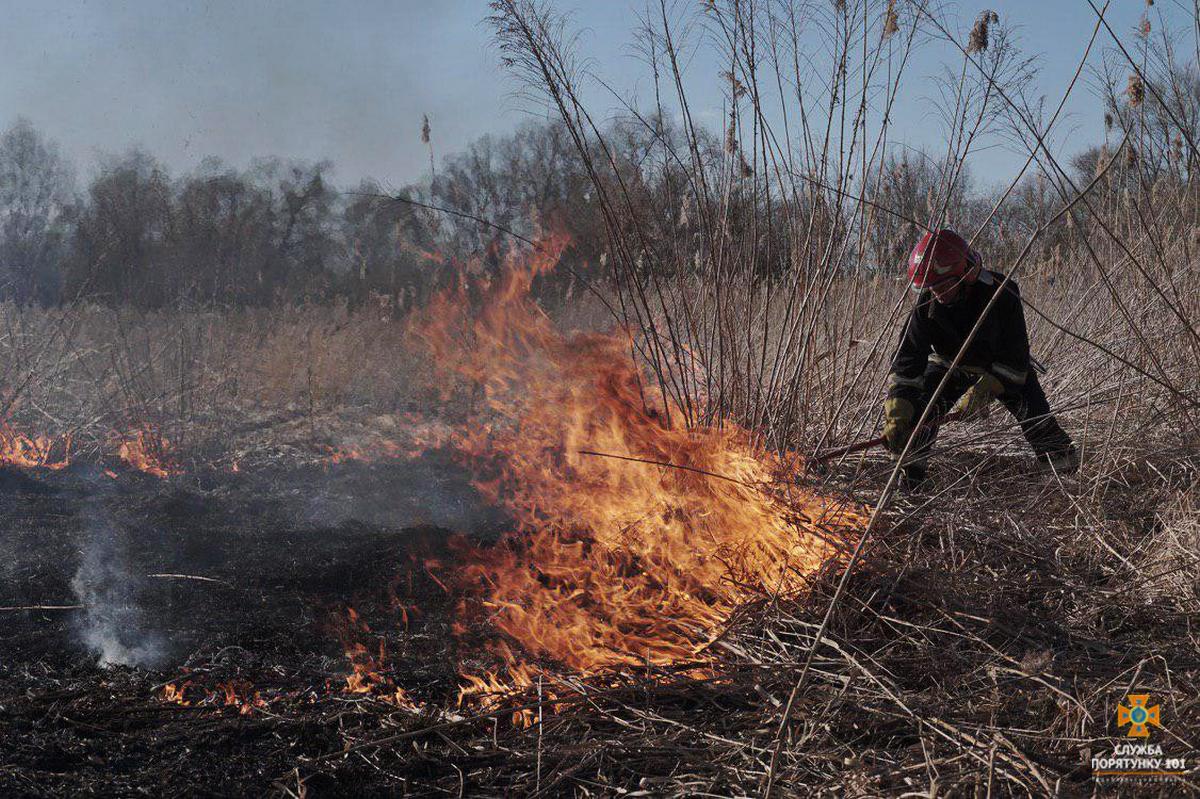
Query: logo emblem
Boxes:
[{"xmin": 1118, "ymin": 694, "xmax": 1161, "ymax": 737}]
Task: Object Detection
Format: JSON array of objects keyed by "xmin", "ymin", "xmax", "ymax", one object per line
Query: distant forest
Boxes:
[{"xmin": 0, "ymin": 114, "xmax": 1170, "ymax": 309}]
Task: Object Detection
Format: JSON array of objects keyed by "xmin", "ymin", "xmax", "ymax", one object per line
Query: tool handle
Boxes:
[
  {"xmin": 813, "ymin": 410, "xmax": 964, "ymax": 464},
  {"xmin": 814, "ymin": 435, "xmax": 885, "ymax": 462}
]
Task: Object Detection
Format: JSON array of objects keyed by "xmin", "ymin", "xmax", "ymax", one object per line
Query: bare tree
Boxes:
[
  {"xmin": 66, "ymin": 149, "xmax": 171, "ymax": 308},
  {"xmin": 0, "ymin": 118, "xmax": 74, "ymax": 304}
]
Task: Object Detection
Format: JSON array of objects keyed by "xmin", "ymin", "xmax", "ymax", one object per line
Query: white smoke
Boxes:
[
  {"xmin": 71, "ymin": 488, "xmax": 165, "ymax": 668},
  {"xmin": 301, "ymin": 449, "xmax": 505, "ymax": 533}
]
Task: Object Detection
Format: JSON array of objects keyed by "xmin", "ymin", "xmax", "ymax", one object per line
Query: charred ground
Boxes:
[
  {"xmin": 2, "ymin": 444, "xmax": 1197, "ymax": 797},
  {"xmin": 0, "ymin": 458, "xmax": 473, "ymax": 796}
]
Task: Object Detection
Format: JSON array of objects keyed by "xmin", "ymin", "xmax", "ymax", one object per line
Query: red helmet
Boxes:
[{"xmin": 907, "ymin": 229, "xmax": 980, "ymax": 291}]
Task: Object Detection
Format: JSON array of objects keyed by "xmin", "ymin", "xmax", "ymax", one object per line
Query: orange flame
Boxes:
[
  {"xmin": 215, "ymin": 680, "xmax": 267, "ymax": 716},
  {"xmin": 116, "ymin": 428, "xmax": 177, "ymax": 478},
  {"xmin": 0, "ymin": 422, "xmax": 181, "ymax": 477},
  {"xmin": 0, "ymin": 423, "xmax": 70, "ymax": 470},
  {"xmin": 410, "ymin": 229, "xmax": 866, "ymax": 696},
  {"xmin": 335, "ymin": 607, "xmax": 421, "ymax": 710},
  {"xmin": 158, "ymin": 679, "xmax": 267, "ymax": 716},
  {"xmin": 160, "ymin": 681, "xmax": 192, "ymax": 706}
]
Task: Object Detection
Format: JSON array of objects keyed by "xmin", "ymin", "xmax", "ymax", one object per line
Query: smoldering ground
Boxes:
[
  {"xmin": 0, "ymin": 453, "xmax": 486, "ymax": 796},
  {"xmin": 0, "ymin": 448, "xmax": 501, "ymax": 673},
  {"xmin": 70, "ymin": 473, "xmax": 167, "ymax": 668}
]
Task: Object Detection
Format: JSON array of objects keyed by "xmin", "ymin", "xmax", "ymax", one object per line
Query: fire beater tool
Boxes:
[{"xmin": 811, "ymin": 410, "xmax": 965, "ymax": 467}]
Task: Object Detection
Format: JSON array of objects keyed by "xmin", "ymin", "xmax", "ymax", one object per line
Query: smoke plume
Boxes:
[{"xmin": 71, "ymin": 481, "xmax": 166, "ymax": 668}]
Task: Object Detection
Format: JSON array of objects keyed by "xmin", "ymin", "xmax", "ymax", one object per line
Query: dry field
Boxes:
[
  {"xmin": 4, "ymin": 0, "xmax": 1200, "ymax": 794},
  {"xmin": 0, "ymin": 238, "xmax": 1197, "ymax": 795}
]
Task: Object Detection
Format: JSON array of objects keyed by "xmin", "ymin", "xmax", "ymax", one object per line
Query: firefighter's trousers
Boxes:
[{"xmin": 906, "ymin": 361, "xmax": 1074, "ymax": 467}]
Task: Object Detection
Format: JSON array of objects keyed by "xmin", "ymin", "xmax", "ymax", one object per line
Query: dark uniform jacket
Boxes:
[{"xmin": 888, "ymin": 270, "xmax": 1030, "ymax": 400}]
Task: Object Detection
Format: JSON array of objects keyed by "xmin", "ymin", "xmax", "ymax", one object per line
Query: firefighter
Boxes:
[{"xmin": 883, "ymin": 229, "xmax": 1078, "ymax": 488}]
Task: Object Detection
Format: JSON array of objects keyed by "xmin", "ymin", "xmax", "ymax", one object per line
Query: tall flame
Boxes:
[{"xmin": 414, "ymin": 231, "xmax": 866, "ymax": 691}]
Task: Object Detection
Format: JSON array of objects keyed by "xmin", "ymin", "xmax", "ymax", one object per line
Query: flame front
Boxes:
[
  {"xmin": 416, "ymin": 231, "xmax": 866, "ymax": 689},
  {"xmin": 3, "ymin": 229, "xmax": 865, "ymax": 711},
  {"xmin": 0, "ymin": 421, "xmax": 176, "ymax": 477},
  {"xmin": 159, "ymin": 679, "xmax": 266, "ymax": 715}
]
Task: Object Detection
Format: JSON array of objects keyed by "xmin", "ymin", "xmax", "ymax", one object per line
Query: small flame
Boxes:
[
  {"xmin": 454, "ymin": 641, "xmax": 541, "ymax": 727},
  {"xmin": 160, "ymin": 681, "xmax": 192, "ymax": 706},
  {"xmin": 158, "ymin": 679, "xmax": 266, "ymax": 716},
  {"xmin": 214, "ymin": 680, "xmax": 267, "ymax": 716},
  {"xmin": 0, "ymin": 423, "xmax": 70, "ymax": 470},
  {"xmin": 335, "ymin": 607, "xmax": 421, "ymax": 710},
  {"xmin": 116, "ymin": 428, "xmax": 177, "ymax": 478},
  {"xmin": 0, "ymin": 422, "xmax": 182, "ymax": 477}
]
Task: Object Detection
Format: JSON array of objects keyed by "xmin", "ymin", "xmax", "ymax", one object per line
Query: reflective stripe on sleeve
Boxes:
[
  {"xmin": 929, "ymin": 353, "xmax": 984, "ymax": 376},
  {"xmin": 991, "ymin": 362, "xmax": 1027, "ymax": 385},
  {"xmin": 889, "ymin": 372, "xmax": 924, "ymax": 389}
]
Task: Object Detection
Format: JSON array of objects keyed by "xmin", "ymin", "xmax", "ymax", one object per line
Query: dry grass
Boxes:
[
  {"xmin": 0, "ymin": 289, "xmax": 615, "ymax": 466},
  {"xmin": 3, "ymin": 261, "xmax": 1199, "ymax": 795},
  {"xmin": 3, "ymin": 0, "xmax": 1200, "ymax": 792},
  {"xmin": 1138, "ymin": 482, "xmax": 1200, "ymax": 612}
]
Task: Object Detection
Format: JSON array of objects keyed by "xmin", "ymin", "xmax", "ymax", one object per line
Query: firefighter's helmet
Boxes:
[{"xmin": 907, "ymin": 229, "xmax": 981, "ymax": 291}]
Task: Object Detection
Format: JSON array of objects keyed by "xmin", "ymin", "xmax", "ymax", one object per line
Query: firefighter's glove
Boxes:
[
  {"xmin": 882, "ymin": 398, "xmax": 915, "ymax": 455},
  {"xmin": 952, "ymin": 372, "xmax": 1004, "ymax": 420}
]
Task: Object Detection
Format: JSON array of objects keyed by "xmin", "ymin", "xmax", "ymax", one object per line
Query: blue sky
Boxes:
[{"xmin": 0, "ymin": 1, "xmax": 1180, "ymax": 190}]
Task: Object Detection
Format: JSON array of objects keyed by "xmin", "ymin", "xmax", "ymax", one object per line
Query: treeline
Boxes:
[
  {"xmin": 0, "ymin": 118, "xmax": 604, "ymax": 309},
  {"xmin": 0, "ymin": 113, "xmax": 1179, "ymax": 310}
]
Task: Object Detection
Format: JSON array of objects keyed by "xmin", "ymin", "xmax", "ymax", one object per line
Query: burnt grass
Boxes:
[
  {"xmin": 1, "ymin": 449, "xmax": 1198, "ymax": 797},
  {"xmin": 0, "ymin": 459, "xmax": 476, "ymax": 797}
]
